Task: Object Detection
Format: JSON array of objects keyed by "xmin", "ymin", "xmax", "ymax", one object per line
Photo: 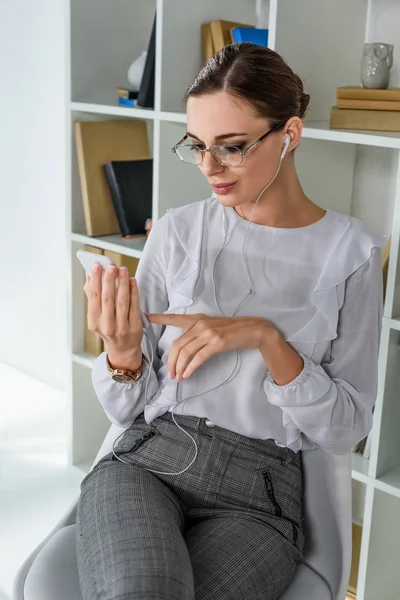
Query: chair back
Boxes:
[{"xmin": 300, "ymin": 449, "xmax": 352, "ymax": 600}]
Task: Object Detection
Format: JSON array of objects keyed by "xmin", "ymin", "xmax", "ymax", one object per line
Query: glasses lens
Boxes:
[
  {"xmin": 212, "ymin": 146, "xmax": 243, "ymax": 166},
  {"xmin": 175, "ymin": 144, "xmax": 202, "ymax": 164}
]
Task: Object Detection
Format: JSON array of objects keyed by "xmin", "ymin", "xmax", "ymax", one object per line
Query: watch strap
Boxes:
[{"xmin": 107, "ymin": 353, "xmax": 148, "ymax": 382}]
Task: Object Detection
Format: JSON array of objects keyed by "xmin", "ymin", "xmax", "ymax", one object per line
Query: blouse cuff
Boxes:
[
  {"xmin": 264, "ymin": 352, "xmax": 313, "ymax": 393},
  {"xmin": 101, "ymin": 351, "xmax": 149, "ymax": 387}
]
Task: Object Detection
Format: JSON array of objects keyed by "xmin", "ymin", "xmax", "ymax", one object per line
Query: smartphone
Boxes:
[{"xmin": 76, "ymin": 249, "xmax": 149, "ymax": 328}]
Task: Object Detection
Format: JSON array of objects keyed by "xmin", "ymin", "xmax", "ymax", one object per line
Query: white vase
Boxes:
[{"xmin": 127, "ymin": 51, "xmax": 148, "ymax": 92}]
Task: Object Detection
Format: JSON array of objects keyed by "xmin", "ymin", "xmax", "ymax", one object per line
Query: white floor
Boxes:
[{"xmin": 0, "ymin": 363, "xmax": 85, "ymax": 600}]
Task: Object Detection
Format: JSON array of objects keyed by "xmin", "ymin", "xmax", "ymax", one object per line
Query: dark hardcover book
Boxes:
[
  {"xmin": 137, "ymin": 14, "xmax": 156, "ymax": 108},
  {"xmin": 104, "ymin": 159, "xmax": 153, "ymax": 238}
]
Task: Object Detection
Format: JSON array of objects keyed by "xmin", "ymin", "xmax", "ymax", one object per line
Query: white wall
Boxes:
[
  {"xmin": 0, "ymin": 0, "xmax": 68, "ymax": 390},
  {"xmin": 351, "ymin": 0, "xmax": 400, "ymax": 234}
]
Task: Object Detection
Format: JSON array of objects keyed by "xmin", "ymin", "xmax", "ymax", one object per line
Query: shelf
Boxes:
[
  {"xmin": 159, "ymin": 111, "xmax": 187, "ymax": 124},
  {"xmin": 71, "ymin": 100, "xmax": 157, "ymax": 120},
  {"xmin": 73, "ymin": 352, "xmax": 97, "ymax": 369},
  {"xmin": 375, "ymin": 465, "xmax": 400, "ymax": 499},
  {"xmin": 70, "ymin": 100, "xmax": 187, "ymax": 124},
  {"xmin": 388, "ymin": 317, "xmax": 400, "ymax": 332},
  {"xmin": 352, "ymin": 452, "xmax": 370, "ymax": 483},
  {"xmin": 70, "ymin": 101, "xmax": 400, "ymax": 149},
  {"xmin": 71, "ymin": 232, "xmax": 146, "ymax": 259},
  {"xmin": 302, "ymin": 121, "xmax": 400, "ymax": 149}
]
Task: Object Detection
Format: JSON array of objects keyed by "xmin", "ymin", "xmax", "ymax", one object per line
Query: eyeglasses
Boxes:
[{"xmin": 171, "ymin": 121, "xmax": 286, "ymax": 167}]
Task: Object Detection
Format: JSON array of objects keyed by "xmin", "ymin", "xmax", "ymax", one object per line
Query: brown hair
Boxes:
[{"xmin": 184, "ymin": 43, "xmax": 310, "ymax": 128}]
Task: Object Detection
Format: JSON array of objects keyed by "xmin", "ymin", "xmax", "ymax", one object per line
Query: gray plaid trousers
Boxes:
[{"xmin": 76, "ymin": 411, "xmax": 304, "ymax": 600}]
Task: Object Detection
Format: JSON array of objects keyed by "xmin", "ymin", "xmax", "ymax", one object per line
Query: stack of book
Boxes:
[
  {"xmin": 116, "ymin": 87, "xmax": 138, "ymax": 108},
  {"xmin": 330, "ymin": 87, "xmax": 400, "ymax": 132},
  {"xmin": 201, "ymin": 19, "xmax": 268, "ymax": 63}
]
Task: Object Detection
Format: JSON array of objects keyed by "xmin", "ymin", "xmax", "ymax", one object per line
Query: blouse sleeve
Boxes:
[
  {"xmin": 263, "ymin": 246, "xmax": 384, "ymax": 454},
  {"xmin": 90, "ymin": 214, "xmax": 170, "ymax": 428}
]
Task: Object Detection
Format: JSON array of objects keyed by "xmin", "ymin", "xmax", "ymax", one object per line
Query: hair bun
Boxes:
[{"xmin": 299, "ymin": 93, "xmax": 310, "ymax": 118}]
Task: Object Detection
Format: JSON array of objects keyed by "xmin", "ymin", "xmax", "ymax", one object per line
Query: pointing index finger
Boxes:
[{"xmin": 146, "ymin": 313, "xmax": 197, "ymax": 328}]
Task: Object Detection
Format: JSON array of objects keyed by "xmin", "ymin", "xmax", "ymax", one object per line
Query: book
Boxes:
[
  {"xmin": 330, "ymin": 106, "xmax": 400, "ymax": 132},
  {"xmin": 347, "ymin": 523, "xmax": 362, "ymax": 597},
  {"xmin": 231, "ymin": 27, "xmax": 268, "ymax": 47},
  {"xmin": 201, "ymin": 22, "xmax": 214, "ymax": 62},
  {"xmin": 103, "ymin": 250, "xmax": 140, "ymax": 278},
  {"xmin": 137, "ymin": 14, "xmax": 156, "ymax": 108},
  {"xmin": 116, "ymin": 88, "xmax": 139, "ymax": 100},
  {"xmin": 83, "ymin": 245, "xmax": 104, "ymax": 357},
  {"xmin": 74, "ymin": 120, "xmax": 150, "ymax": 237},
  {"xmin": 337, "ymin": 98, "xmax": 400, "ymax": 111},
  {"xmin": 118, "ymin": 97, "xmax": 136, "ymax": 108},
  {"xmin": 337, "ymin": 86, "xmax": 400, "ymax": 102},
  {"xmin": 104, "ymin": 159, "xmax": 153, "ymax": 238},
  {"xmin": 209, "ymin": 20, "xmax": 253, "ymax": 53}
]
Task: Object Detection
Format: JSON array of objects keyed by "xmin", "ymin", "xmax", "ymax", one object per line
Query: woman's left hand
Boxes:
[{"xmin": 146, "ymin": 313, "xmax": 276, "ymax": 381}]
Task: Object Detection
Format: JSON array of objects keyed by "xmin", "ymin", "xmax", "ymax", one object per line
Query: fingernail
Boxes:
[
  {"xmin": 119, "ymin": 267, "xmax": 128, "ymax": 277},
  {"xmin": 107, "ymin": 264, "xmax": 116, "ymax": 273},
  {"xmin": 129, "ymin": 277, "xmax": 136, "ymax": 286},
  {"xmin": 182, "ymin": 370, "xmax": 188, "ymax": 378},
  {"xmin": 93, "ymin": 263, "xmax": 101, "ymax": 272}
]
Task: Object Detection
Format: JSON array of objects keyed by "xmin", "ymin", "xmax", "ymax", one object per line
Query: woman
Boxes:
[{"xmin": 76, "ymin": 44, "xmax": 385, "ymax": 600}]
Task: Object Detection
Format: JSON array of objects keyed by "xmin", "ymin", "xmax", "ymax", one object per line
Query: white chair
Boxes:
[{"xmin": 13, "ymin": 423, "xmax": 352, "ymax": 600}]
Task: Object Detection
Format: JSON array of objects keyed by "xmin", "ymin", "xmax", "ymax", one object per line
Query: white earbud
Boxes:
[{"xmin": 280, "ymin": 134, "xmax": 290, "ymax": 160}]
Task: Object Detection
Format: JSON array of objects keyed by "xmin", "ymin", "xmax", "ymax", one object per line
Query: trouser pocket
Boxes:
[
  {"xmin": 262, "ymin": 469, "xmax": 282, "ymax": 517},
  {"xmin": 113, "ymin": 428, "xmax": 159, "ymax": 459},
  {"xmin": 260, "ymin": 464, "xmax": 304, "ymax": 552}
]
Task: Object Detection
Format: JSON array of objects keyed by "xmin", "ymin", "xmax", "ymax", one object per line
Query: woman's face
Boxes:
[{"xmin": 186, "ymin": 91, "xmax": 287, "ymax": 208}]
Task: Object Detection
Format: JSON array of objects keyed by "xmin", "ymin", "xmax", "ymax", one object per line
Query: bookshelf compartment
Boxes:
[
  {"xmin": 160, "ymin": 0, "xmax": 263, "ymax": 113},
  {"xmin": 374, "ymin": 328, "xmax": 400, "ymax": 480},
  {"xmin": 363, "ymin": 489, "xmax": 400, "ymax": 600},
  {"xmin": 71, "ymin": 0, "xmax": 156, "ymax": 108},
  {"xmin": 274, "ymin": 0, "xmax": 367, "ymax": 122},
  {"xmin": 70, "ymin": 112, "xmax": 154, "ymax": 236},
  {"xmin": 376, "ymin": 465, "xmax": 400, "ymax": 500}
]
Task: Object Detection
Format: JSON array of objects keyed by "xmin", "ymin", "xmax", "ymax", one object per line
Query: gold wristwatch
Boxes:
[{"xmin": 107, "ymin": 354, "xmax": 148, "ymax": 383}]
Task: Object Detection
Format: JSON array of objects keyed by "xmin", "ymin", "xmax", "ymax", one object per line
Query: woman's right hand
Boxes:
[{"xmin": 84, "ymin": 262, "xmax": 143, "ymax": 370}]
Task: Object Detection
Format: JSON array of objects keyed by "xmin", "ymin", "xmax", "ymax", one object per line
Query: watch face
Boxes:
[{"xmin": 112, "ymin": 373, "xmax": 135, "ymax": 384}]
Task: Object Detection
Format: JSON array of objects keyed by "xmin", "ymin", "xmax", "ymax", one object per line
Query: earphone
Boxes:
[
  {"xmin": 112, "ymin": 133, "xmax": 291, "ymax": 476},
  {"xmin": 221, "ymin": 134, "xmax": 290, "ymax": 237},
  {"xmin": 281, "ymin": 133, "xmax": 290, "ymax": 160}
]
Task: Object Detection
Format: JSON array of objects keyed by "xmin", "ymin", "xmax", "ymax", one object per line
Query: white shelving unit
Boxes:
[{"xmin": 66, "ymin": 1, "xmax": 400, "ymax": 598}]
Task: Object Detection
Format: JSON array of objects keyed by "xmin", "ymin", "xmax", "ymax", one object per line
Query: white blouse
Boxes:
[{"xmin": 91, "ymin": 197, "xmax": 386, "ymax": 454}]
